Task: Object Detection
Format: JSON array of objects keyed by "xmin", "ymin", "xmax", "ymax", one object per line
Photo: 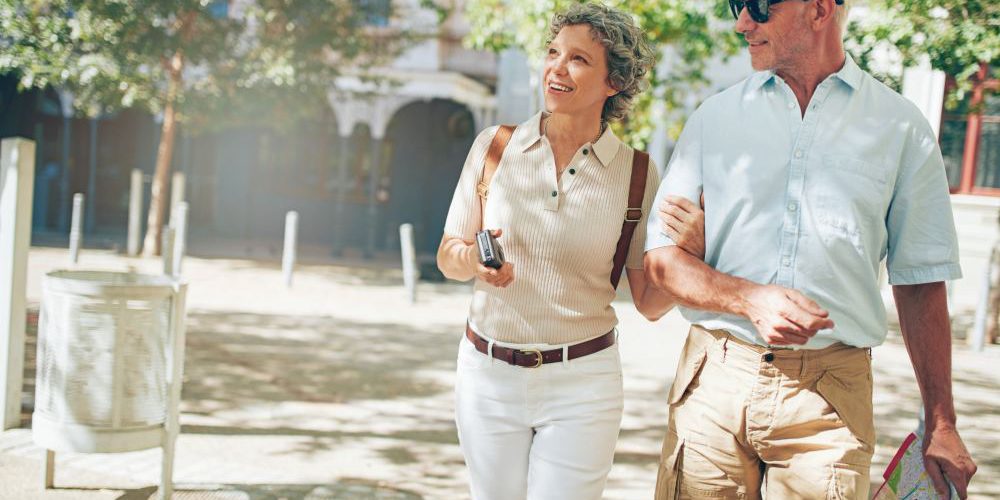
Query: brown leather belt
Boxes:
[{"xmin": 465, "ymin": 324, "xmax": 616, "ymax": 368}]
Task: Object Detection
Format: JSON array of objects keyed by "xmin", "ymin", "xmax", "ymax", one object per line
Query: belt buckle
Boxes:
[{"xmin": 520, "ymin": 348, "xmax": 543, "ymax": 368}]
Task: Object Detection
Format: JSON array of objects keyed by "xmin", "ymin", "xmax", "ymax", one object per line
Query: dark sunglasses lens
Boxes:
[
  {"xmin": 749, "ymin": 0, "xmax": 769, "ymax": 22},
  {"xmin": 729, "ymin": 0, "xmax": 743, "ymax": 19}
]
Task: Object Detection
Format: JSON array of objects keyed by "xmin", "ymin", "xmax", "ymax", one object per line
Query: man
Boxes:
[{"xmin": 644, "ymin": 0, "xmax": 978, "ymax": 498}]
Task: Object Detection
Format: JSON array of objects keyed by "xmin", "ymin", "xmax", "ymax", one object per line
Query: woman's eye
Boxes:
[{"xmin": 573, "ymin": 55, "xmax": 588, "ymax": 63}]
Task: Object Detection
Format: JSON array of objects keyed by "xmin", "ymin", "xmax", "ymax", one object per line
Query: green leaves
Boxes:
[
  {"xmin": 848, "ymin": 0, "xmax": 1000, "ymax": 110},
  {"xmin": 0, "ymin": 0, "xmax": 409, "ymax": 128},
  {"xmin": 464, "ymin": 0, "xmax": 741, "ymax": 148}
]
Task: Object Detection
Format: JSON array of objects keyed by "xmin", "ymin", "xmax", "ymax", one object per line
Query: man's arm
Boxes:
[
  {"xmin": 643, "ymin": 247, "xmax": 833, "ymax": 345},
  {"xmin": 893, "ymin": 282, "xmax": 977, "ymax": 498}
]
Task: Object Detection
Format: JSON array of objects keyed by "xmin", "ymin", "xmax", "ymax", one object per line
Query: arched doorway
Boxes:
[{"xmin": 380, "ymin": 99, "xmax": 476, "ymax": 256}]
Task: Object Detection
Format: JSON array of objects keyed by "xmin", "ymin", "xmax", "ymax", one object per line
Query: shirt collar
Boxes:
[
  {"xmin": 748, "ymin": 53, "xmax": 863, "ymax": 92},
  {"xmin": 513, "ymin": 111, "xmax": 621, "ymax": 168}
]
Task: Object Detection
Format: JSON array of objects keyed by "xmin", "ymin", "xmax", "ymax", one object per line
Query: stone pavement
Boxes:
[{"xmin": 1, "ymin": 247, "xmax": 998, "ymax": 499}]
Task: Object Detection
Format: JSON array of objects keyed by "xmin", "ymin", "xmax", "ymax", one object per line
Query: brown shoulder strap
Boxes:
[
  {"xmin": 476, "ymin": 124, "xmax": 516, "ymax": 229},
  {"xmin": 610, "ymin": 150, "xmax": 649, "ymax": 289}
]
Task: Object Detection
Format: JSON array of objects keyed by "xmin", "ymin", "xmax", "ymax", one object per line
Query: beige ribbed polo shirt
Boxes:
[{"xmin": 444, "ymin": 112, "xmax": 660, "ymax": 345}]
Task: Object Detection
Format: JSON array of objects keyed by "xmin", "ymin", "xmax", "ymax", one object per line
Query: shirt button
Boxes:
[
  {"xmin": 551, "ymin": 190, "xmax": 557, "ymax": 197},
  {"xmin": 794, "ymin": 150, "xmax": 803, "ymax": 159},
  {"xmin": 582, "ymin": 149, "xmax": 589, "ymax": 155},
  {"xmin": 787, "ymin": 202, "xmax": 797, "ymax": 212},
  {"xmin": 782, "ymin": 258, "xmax": 791, "ymax": 267},
  {"xmin": 764, "ymin": 352, "xmax": 775, "ymax": 363},
  {"xmin": 569, "ymin": 168, "xmax": 576, "ymax": 175}
]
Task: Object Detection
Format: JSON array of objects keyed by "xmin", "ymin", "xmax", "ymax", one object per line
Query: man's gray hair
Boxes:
[{"xmin": 548, "ymin": 2, "xmax": 655, "ymax": 123}]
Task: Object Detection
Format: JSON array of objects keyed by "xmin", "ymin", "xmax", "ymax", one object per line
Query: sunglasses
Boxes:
[{"xmin": 729, "ymin": 0, "xmax": 844, "ymax": 23}]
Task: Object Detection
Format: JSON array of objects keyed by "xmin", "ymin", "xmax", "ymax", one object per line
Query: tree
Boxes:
[
  {"xmin": 0, "ymin": 0, "xmax": 411, "ymax": 255},
  {"xmin": 464, "ymin": 0, "xmax": 742, "ymax": 149},
  {"xmin": 846, "ymin": 0, "xmax": 1000, "ymax": 109}
]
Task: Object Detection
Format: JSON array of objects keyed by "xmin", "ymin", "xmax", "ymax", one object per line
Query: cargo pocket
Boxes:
[
  {"xmin": 655, "ymin": 433, "xmax": 685, "ymax": 500},
  {"xmin": 816, "ymin": 369, "xmax": 876, "ymax": 450},
  {"xmin": 667, "ymin": 340, "xmax": 708, "ymax": 406}
]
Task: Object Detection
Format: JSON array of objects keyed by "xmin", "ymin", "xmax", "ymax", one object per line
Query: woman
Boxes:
[{"xmin": 436, "ymin": 3, "xmax": 705, "ymax": 499}]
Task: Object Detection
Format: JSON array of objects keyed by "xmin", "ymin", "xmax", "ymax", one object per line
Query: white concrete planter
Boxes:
[{"xmin": 32, "ymin": 270, "xmax": 188, "ymax": 498}]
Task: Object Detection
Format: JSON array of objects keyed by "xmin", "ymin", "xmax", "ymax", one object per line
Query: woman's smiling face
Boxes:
[{"xmin": 543, "ymin": 24, "xmax": 617, "ymax": 118}]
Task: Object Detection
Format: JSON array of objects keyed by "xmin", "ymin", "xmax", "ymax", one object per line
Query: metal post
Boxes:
[
  {"xmin": 283, "ymin": 211, "xmax": 298, "ymax": 287},
  {"xmin": 1, "ymin": 138, "xmax": 36, "ymax": 430},
  {"xmin": 170, "ymin": 202, "xmax": 188, "ymax": 278},
  {"xmin": 69, "ymin": 193, "xmax": 84, "ymax": 264},
  {"xmin": 127, "ymin": 169, "xmax": 143, "ymax": 256},
  {"xmin": 399, "ymin": 224, "xmax": 418, "ymax": 304},
  {"xmin": 169, "ymin": 171, "xmax": 185, "ymax": 228},
  {"xmin": 160, "ymin": 282, "xmax": 187, "ymax": 500},
  {"xmin": 162, "ymin": 227, "xmax": 175, "ymax": 277},
  {"xmin": 44, "ymin": 450, "xmax": 54, "ymax": 488}
]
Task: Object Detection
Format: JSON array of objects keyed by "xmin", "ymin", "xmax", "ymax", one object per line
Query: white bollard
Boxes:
[
  {"xmin": 69, "ymin": 193, "xmax": 84, "ymax": 264},
  {"xmin": 161, "ymin": 227, "xmax": 175, "ymax": 277},
  {"xmin": 283, "ymin": 211, "xmax": 298, "ymax": 288},
  {"xmin": 169, "ymin": 172, "xmax": 185, "ymax": 228},
  {"xmin": 1, "ymin": 138, "xmax": 36, "ymax": 430},
  {"xmin": 399, "ymin": 224, "xmax": 419, "ymax": 304},
  {"xmin": 127, "ymin": 169, "xmax": 143, "ymax": 256},
  {"xmin": 170, "ymin": 202, "xmax": 188, "ymax": 278}
]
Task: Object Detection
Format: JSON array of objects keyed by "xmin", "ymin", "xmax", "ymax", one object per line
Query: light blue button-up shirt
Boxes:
[{"xmin": 646, "ymin": 56, "xmax": 962, "ymax": 348}]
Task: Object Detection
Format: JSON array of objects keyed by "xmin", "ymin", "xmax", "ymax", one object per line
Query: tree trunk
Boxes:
[{"xmin": 141, "ymin": 52, "xmax": 184, "ymax": 257}]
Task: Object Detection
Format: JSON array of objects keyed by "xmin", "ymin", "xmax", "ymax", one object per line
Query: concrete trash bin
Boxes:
[{"xmin": 32, "ymin": 270, "xmax": 188, "ymax": 498}]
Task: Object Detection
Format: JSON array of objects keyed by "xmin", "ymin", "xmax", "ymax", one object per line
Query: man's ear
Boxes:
[{"xmin": 811, "ymin": 0, "xmax": 837, "ymax": 29}]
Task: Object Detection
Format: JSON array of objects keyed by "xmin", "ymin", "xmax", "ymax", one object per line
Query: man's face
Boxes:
[{"xmin": 735, "ymin": 0, "xmax": 812, "ymax": 72}]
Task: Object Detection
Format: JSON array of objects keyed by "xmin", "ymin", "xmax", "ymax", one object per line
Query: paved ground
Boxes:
[{"xmin": 1, "ymin": 247, "xmax": 998, "ymax": 499}]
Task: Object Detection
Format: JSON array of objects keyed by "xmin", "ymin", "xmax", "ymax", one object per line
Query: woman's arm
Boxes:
[
  {"xmin": 437, "ymin": 229, "xmax": 516, "ymax": 287},
  {"xmin": 627, "ymin": 268, "xmax": 675, "ymax": 321},
  {"xmin": 628, "ymin": 194, "xmax": 705, "ymax": 320},
  {"xmin": 437, "ymin": 235, "xmax": 478, "ymax": 281}
]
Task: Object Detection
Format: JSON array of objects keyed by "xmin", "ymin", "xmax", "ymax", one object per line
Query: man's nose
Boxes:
[{"xmin": 734, "ymin": 5, "xmax": 757, "ymax": 34}]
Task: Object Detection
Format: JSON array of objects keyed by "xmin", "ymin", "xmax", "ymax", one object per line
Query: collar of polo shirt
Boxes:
[{"xmin": 514, "ymin": 112, "xmax": 623, "ymax": 168}]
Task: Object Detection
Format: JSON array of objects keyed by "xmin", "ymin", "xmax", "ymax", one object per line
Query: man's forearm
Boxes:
[
  {"xmin": 644, "ymin": 246, "xmax": 756, "ymax": 318},
  {"xmin": 893, "ymin": 282, "xmax": 957, "ymax": 428}
]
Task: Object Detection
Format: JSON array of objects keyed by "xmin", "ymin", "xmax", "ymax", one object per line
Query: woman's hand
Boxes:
[
  {"xmin": 659, "ymin": 195, "xmax": 705, "ymax": 260},
  {"xmin": 472, "ymin": 229, "xmax": 515, "ymax": 288}
]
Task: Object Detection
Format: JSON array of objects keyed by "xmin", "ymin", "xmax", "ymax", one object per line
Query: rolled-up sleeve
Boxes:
[
  {"xmin": 645, "ymin": 108, "xmax": 705, "ymax": 252},
  {"xmin": 443, "ymin": 126, "xmax": 499, "ymax": 241},
  {"xmin": 885, "ymin": 124, "xmax": 962, "ymax": 285}
]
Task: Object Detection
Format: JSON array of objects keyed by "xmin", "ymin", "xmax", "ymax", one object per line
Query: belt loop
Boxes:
[
  {"xmin": 487, "ymin": 339, "xmax": 495, "ymax": 365},
  {"xmin": 562, "ymin": 345, "xmax": 569, "ymax": 367},
  {"xmin": 721, "ymin": 334, "xmax": 729, "ymax": 363},
  {"xmin": 800, "ymin": 349, "xmax": 808, "ymax": 377}
]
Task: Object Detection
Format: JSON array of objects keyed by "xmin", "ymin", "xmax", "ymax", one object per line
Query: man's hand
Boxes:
[
  {"xmin": 924, "ymin": 423, "xmax": 977, "ymax": 499},
  {"xmin": 742, "ymin": 284, "xmax": 835, "ymax": 345},
  {"xmin": 470, "ymin": 229, "xmax": 515, "ymax": 288},
  {"xmin": 659, "ymin": 195, "xmax": 705, "ymax": 260}
]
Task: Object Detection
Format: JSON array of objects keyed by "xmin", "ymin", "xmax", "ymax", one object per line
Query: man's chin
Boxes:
[{"xmin": 749, "ymin": 56, "xmax": 773, "ymax": 72}]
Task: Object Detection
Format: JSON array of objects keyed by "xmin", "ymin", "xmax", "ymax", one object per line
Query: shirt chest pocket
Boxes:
[{"xmin": 812, "ymin": 154, "xmax": 891, "ymax": 253}]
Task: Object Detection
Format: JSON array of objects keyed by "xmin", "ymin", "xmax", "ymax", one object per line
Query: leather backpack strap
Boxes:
[
  {"xmin": 476, "ymin": 124, "xmax": 516, "ymax": 229},
  {"xmin": 610, "ymin": 150, "xmax": 649, "ymax": 289}
]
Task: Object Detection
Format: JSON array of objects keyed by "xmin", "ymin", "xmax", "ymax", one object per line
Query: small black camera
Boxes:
[{"xmin": 475, "ymin": 230, "xmax": 505, "ymax": 269}]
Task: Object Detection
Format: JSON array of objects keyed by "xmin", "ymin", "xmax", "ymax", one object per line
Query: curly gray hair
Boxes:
[{"xmin": 548, "ymin": 2, "xmax": 655, "ymax": 123}]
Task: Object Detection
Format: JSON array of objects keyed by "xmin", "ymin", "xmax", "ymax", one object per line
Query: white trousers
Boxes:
[{"xmin": 454, "ymin": 334, "xmax": 625, "ymax": 500}]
